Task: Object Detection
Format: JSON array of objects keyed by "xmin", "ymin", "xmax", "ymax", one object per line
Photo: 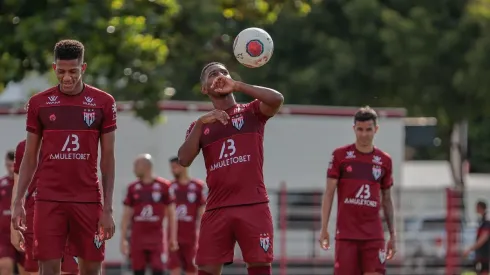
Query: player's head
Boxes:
[
  {"xmin": 477, "ymin": 200, "xmax": 487, "ymax": 215},
  {"xmin": 169, "ymin": 156, "xmax": 186, "ymax": 179},
  {"xmin": 4, "ymin": 150, "xmax": 14, "ymax": 176},
  {"xmin": 200, "ymin": 62, "xmax": 231, "ymax": 99},
  {"xmin": 52, "ymin": 39, "xmax": 87, "ymax": 93},
  {"xmin": 353, "ymin": 106, "xmax": 379, "ymax": 146},
  {"xmin": 133, "ymin": 153, "xmax": 153, "ymax": 179}
]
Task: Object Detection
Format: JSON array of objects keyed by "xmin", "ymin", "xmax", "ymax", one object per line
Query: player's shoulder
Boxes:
[
  {"xmin": 28, "ymin": 86, "xmax": 59, "ymax": 104},
  {"xmin": 16, "ymin": 139, "xmax": 26, "ymax": 151},
  {"xmin": 126, "ymin": 180, "xmax": 143, "ymax": 191},
  {"xmin": 332, "ymin": 143, "xmax": 355, "ymax": 156},
  {"xmin": 84, "ymin": 84, "xmax": 115, "ymax": 103},
  {"xmin": 0, "ymin": 176, "xmax": 10, "ymax": 186},
  {"xmin": 190, "ymin": 178, "xmax": 205, "ymax": 189},
  {"xmin": 154, "ymin": 176, "xmax": 172, "ymax": 186},
  {"xmin": 373, "ymin": 147, "xmax": 392, "ymax": 162}
]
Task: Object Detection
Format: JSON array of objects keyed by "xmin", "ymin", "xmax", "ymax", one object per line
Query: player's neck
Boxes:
[
  {"xmin": 140, "ymin": 175, "xmax": 154, "ymax": 184},
  {"xmin": 212, "ymin": 95, "xmax": 236, "ymax": 111},
  {"xmin": 59, "ymin": 82, "xmax": 84, "ymax": 96},
  {"xmin": 176, "ymin": 175, "xmax": 190, "ymax": 185},
  {"xmin": 355, "ymin": 142, "xmax": 374, "ymax": 154}
]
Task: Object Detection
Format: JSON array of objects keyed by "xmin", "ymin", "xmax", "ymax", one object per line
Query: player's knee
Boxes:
[
  {"xmin": 77, "ymin": 259, "xmax": 101, "ymax": 275},
  {"xmin": 38, "ymin": 260, "xmax": 61, "ymax": 275},
  {"xmin": 245, "ymin": 263, "xmax": 271, "ymax": 275},
  {"xmin": 169, "ymin": 269, "xmax": 181, "ymax": 275},
  {"xmin": 197, "ymin": 264, "xmax": 222, "ymax": 275}
]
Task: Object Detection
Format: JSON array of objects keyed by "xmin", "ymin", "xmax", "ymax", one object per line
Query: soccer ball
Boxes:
[{"xmin": 233, "ymin": 27, "xmax": 274, "ymax": 68}]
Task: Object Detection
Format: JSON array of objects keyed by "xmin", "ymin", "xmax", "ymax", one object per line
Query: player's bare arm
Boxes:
[
  {"xmin": 464, "ymin": 230, "xmax": 490, "ymax": 257},
  {"xmin": 319, "ymin": 177, "xmax": 338, "ymax": 249},
  {"xmin": 100, "ymin": 131, "xmax": 116, "ymax": 240},
  {"xmin": 119, "ymin": 206, "xmax": 133, "ymax": 256},
  {"xmin": 178, "ymin": 110, "xmax": 229, "ymax": 167},
  {"xmin": 10, "ymin": 173, "xmax": 24, "ymax": 252},
  {"xmin": 381, "ymin": 188, "xmax": 396, "ymax": 259},
  {"xmin": 165, "ymin": 203, "xmax": 178, "ymax": 251},
  {"xmin": 234, "ymin": 81, "xmax": 284, "ymax": 116},
  {"xmin": 12, "ymin": 133, "xmax": 40, "ymax": 231}
]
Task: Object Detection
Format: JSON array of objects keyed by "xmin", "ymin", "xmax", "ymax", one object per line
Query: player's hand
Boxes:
[
  {"xmin": 198, "ymin": 110, "xmax": 230, "ymax": 125},
  {"xmin": 210, "ymin": 75, "xmax": 236, "ymax": 94},
  {"xmin": 386, "ymin": 237, "xmax": 397, "ymax": 260},
  {"xmin": 463, "ymin": 248, "xmax": 472, "ymax": 258},
  {"xmin": 98, "ymin": 210, "xmax": 116, "ymax": 241},
  {"xmin": 318, "ymin": 228, "xmax": 330, "ymax": 250},
  {"xmin": 169, "ymin": 240, "xmax": 179, "ymax": 252},
  {"xmin": 10, "ymin": 229, "xmax": 24, "ymax": 252},
  {"xmin": 120, "ymin": 239, "xmax": 129, "ymax": 256},
  {"xmin": 11, "ymin": 202, "xmax": 26, "ymax": 232}
]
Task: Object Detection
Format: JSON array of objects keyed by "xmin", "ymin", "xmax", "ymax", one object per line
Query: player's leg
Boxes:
[
  {"xmin": 233, "ymin": 203, "xmax": 273, "ymax": 275},
  {"xmin": 177, "ymin": 243, "xmax": 197, "ymax": 275},
  {"xmin": 60, "ymin": 251, "xmax": 79, "ymax": 275},
  {"xmin": 360, "ymin": 240, "xmax": 386, "ymax": 275},
  {"xmin": 67, "ymin": 203, "xmax": 103, "ymax": 275},
  {"xmin": 195, "ymin": 208, "xmax": 235, "ymax": 275},
  {"xmin": 334, "ymin": 240, "xmax": 361, "ymax": 275},
  {"xmin": 128, "ymin": 247, "xmax": 145, "ymax": 275},
  {"xmin": 148, "ymin": 248, "xmax": 164, "ymax": 275},
  {"xmin": 0, "ymin": 255, "xmax": 14, "ymax": 275},
  {"xmin": 16, "ymin": 251, "xmax": 29, "ymax": 275},
  {"xmin": 33, "ymin": 201, "xmax": 67, "ymax": 275}
]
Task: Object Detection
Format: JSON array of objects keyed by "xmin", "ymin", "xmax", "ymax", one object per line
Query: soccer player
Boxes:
[
  {"xmin": 319, "ymin": 106, "xmax": 396, "ymax": 275},
  {"xmin": 120, "ymin": 154, "xmax": 178, "ymax": 275},
  {"xmin": 11, "ymin": 139, "xmax": 79, "ymax": 275},
  {"xmin": 167, "ymin": 157, "xmax": 206, "ymax": 275},
  {"xmin": 177, "ymin": 62, "xmax": 283, "ymax": 275},
  {"xmin": 0, "ymin": 150, "xmax": 23, "ymax": 275},
  {"xmin": 463, "ymin": 200, "xmax": 490, "ymax": 275},
  {"xmin": 11, "ymin": 39, "xmax": 117, "ymax": 275}
]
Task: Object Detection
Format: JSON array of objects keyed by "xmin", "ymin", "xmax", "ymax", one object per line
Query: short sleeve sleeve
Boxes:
[
  {"xmin": 199, "ymin": 185, "xmax": 207, "ymax": 206},
  {"xmin": 185, "ymin": 121, "xmax": 197, "ymax": 140},
  {"xmin": 101, "ymin": 96, "xmax": 117, "ymax": 134},
  {"xmin": 123, "ymin": 186, "xmax": 133, "ymax": 207},
  {"xmin": 381, "ymin": 157, "xmax": 394, "ymax": 189},
  {"xmin": 249, "ymin": 99, "xmax": 271, "ymax": 123},
  {"xmin": 163, "ymin": 184, "xmax": 176, "ymax": 205},
  {"xmin": 26, "ymin": 98, "xmax": 42, "ymax": 134},
  {"xmin": 327, "ymin": 150, "xmax": 341, "ymax": 179},
  {"xmin": 14, "ymin": 141, "xmax": 25, "ymax": 174}
]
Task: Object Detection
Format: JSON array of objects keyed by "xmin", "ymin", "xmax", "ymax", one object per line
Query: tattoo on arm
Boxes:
[{"xmin": 382, "ymin": 189, "xmax": 395, "ymax": 235}]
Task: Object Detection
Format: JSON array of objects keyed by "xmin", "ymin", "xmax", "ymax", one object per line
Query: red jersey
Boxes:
[
  {"xmin": 185, "ymin": 100, "xmax": 270, "ymax": 210},
  {"xmin": 327, "ymin": 144, "xmax": 393, "ymax": 240},
  {"xmin": 123, "ymin": 177, "xmax": 175, "ymax": 249},
  {"xmin": 0, "ymin": 176, "xmax": 14, "ymax": 234},
  {"xmin": 25, "ymin": 85, "xmax": 117, "ymax": 202},
  {"xmin": 170, "ymin": 179, "xmax": 206, "ymax": 244}
]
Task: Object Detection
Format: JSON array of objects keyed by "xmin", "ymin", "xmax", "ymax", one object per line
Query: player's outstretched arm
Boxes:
[
  {"xmin": 119, "ymin": 206, "xmax": 133, "ymax": 256},
  {"xmin": 234, "ymin": 81, "xmax": 284, "ymax": 117}
]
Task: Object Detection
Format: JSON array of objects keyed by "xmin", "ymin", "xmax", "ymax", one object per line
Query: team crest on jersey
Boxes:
[
  {"xmin": 93, "ymin": 234, "xmax": 103, "ymax": 249},
  {"xmin": 152, "ymin": 191, "xmax": 161, "ymax": 202},
  {"xmin": 259, "ymin": 233, "xmax": 271, "ymax": 252},
  {"xmin": 231, "ymin": 114, "xmax": 244, "ymax": 130},
  {"xmin": 378, "ymin": 249, "xmax": 386, "ymax": 264},
  {"xmin": 83, "ymin": 109, "xmax": 96, "ymax": 126},
  {"xmin": 187, "ymin": 192, "xmax": 196, "ymax": 203},
  {"xmin": 372, "ymin": 165, "xmax": 382, "ymax": 180}
]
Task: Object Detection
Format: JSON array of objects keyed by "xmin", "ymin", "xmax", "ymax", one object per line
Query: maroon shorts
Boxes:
[
  {"xmin": 130, "ymin": 247, "xmax": 164, "ymax": 271},
  {"xmin": 168, "ymin": 243, "xmax": 197, "ymax": 272},
  {"xmin": 0, "ymin": 236, "xmax": 21, "ymax": 261},
  {"xmin": 196, "ymin": 203, "xmax": 273, "ymax": 266},
  {"xmin": 24, "ymin": 233, "xmax": 78, "ymax": 273},
  {"xmin": 334, "ymin": 239, "xmax": 386, "ymax": 274},
  {"xmin": 33, "ymin": 201, "xmax": 104, "ymax": 261}
]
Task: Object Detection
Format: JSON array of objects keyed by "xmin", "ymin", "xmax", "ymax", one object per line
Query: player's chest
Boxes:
[
  {"xmin": 38, "ymin": 105, "xmax": 103, "ymax": 130},
  {"xmin": 199, "ymin": 110, "xmax": 261, "ymax": 147},
  {"xmin": 339, "ymin": 161, "xmax": 386, "ymax": 183},
  {"xmin": 174, "ymin": 189, "xmax": 199, "ymax": 204},
  {"xmin": 132, "ymin": 188, "xmax": 165, "ymax": 204}
]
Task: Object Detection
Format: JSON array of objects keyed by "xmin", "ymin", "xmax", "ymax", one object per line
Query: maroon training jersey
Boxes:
[
  {"xmin": 124, "ymin": 177, "xmax": 175, "ymax": 249},
  {"xmin": 170, "ymin": 179, "xmax": 206, "ymax": 244},
  {"xmin": 327, "ymin": 144, "xmax": 393, "ymax": 240},
  {"xmin": 185, "ymin": 100, "xmax": 271, "ymax": 211},
  {"xmin": 25, "ymin": 85, "xmax": 117, "ymax": 202},
  {"xmin": 0, "ymin": 176, "xmax": 13, "ymax": 233}
]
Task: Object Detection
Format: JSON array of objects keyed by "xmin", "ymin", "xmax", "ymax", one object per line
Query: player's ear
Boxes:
[
  {"xmin": 81, "ymin": 63, "xmax": 87, "ymax": 73},
  {"xmin": 52, "ymin": 62, "xmax": 56, "ymax": 71},
  {"xmin": 375, "ymin": 125, "xmax": 379, "ymax": 133},
  {"xmin": 201, "ymin": 85, "xmax": 207, "ymax": 95}
]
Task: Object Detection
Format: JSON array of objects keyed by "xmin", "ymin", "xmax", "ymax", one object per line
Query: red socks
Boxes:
[
  {"xmin": 247, "ymin": 266, "xmax": 272, "ymax": 275},
  {"xmin": 198, "ymin": 271, "xmax": 213, "ymax": 275}
]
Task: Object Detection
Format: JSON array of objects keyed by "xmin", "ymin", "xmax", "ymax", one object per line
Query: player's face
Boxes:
[
  {"xmin": 353, "ymin": 120, "xmax": 378, "ymax": 146},
  {"xmin": 201, "ymin": 64, "xmax": 231, "ymax": 98},
  {"xmin": 52, "ymin": 59, "xmax": 87, "ymax": 93},
  {"xmin": 4, "ymin": 158, "xmax": 13, "ymax": 175},
  {"xmin": 133, "ymin": 159, "xmax": 146, "ymax": 178},
  {"xmin": 170, "ymin": 161, "xmax": 184, "ymax": 178}
]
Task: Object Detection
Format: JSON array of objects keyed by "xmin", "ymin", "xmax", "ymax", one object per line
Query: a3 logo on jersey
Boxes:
[
  {"xmin": 187, "ymin": 192, "xmax": 196, "ymax": 203},
  {"xmin": 372, "ymin": 165, "xmax": 382, "ymax": 180},
  {"xmin": 259, "ymin": 233, "xmax": 271, "ymax": 252},
  {"xmin": 231, "ymin": 114, "xmax": 244, "ymax": 130},
  {"xmin": 93, "ymin": 233, "xmax": 104, "ymax": 249},
  {"xmin": 83, "ymin": 109, "xmax": 96, "ymax": 126}
]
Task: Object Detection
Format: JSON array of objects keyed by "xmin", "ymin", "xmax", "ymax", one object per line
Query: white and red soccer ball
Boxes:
[{"xmin": 233, "ymin": 27, "xmax": 274, "ymax": 68}]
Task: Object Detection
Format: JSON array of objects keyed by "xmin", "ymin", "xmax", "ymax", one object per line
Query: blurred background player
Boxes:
[
  {"xmin": 11, "ymin": 139, "xmax": 78, "ymax": 275},
  {"xmin": 167, "ymin": 157, "xmax": 206, "ymax": 275},
  {"xmin": 463, "ymin": 200, "xmax": 490, "ymax": 275},
  {"xmin": 0, "ymin": 150, "xmax": 24, "ymax": 275},
  {"xmin": 120, "ymin": 154, "xmax": 178, "ymax": 275},
  {"xmin": 320, "ymin": 107, "xmax": 396, "ymax": 275},
  {"xmin": 178, "ymin": 62, "xmax": 283, "ymax": 275},
  {"xmin": 11, "ymin": 39, "xmax": 117, "ymax": 275}
]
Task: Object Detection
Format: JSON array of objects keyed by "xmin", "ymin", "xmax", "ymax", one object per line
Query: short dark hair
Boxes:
[
  {"xmin": 5, "ymin": 150, "xmax": 14, "ymax": 161},
  {"xmin": 54, "ymin": 40, "xmax": 85, "ymax": 62},
  {"xmin": 200, "ymin": 62, "xmax": 225, "ymax": 83},
  {"xmin": 169, "ymin": 156, "xmax": 179, "ymax": 163},
  {"xmin": 354, "ymin": 106, "xmax": 378, "ymax": 125},
  {"xmin": 477, "ymin": 200, "xmax": 487, "ymax": 210}
]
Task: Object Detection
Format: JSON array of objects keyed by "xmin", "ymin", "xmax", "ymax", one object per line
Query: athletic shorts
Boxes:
[
  {"xmin": 33, "ymin": 201, "xmax": 104, "ymax": 261},
  {"xmin": 130, "ymin": 247, "xmax": 164, "ymax": 271},
  {"xmin": 334, "ymin": 239, "xmax": 386, "ymax": 275},
  {"xmin": 195, "ymin": 203, "xmax": 274, "ymax": 265},
  {"xmin": 0, "ymin": 235, "xmax": 21, "ymax": 262},
  {"xmin": 24, "ymin": 233, "xmax": 78, "ymax": 273},
  {"xmin": 475, "ymin": 259, "xmax": 490, "ymax": 273},
  {"xmin": 168, "ymin": 243, "xmax": 197, "ymax": 272}
]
